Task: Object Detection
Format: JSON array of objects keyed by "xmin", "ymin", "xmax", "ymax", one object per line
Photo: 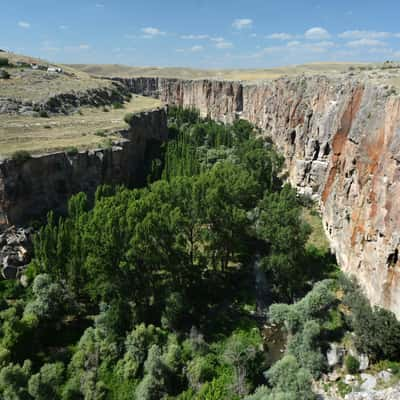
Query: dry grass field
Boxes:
[
  {"xmin": 0, "ymin": 96, "xmax": 162, "ymax": 158},
  {"xmin": 0, "ymin": 52, "xmax": 114, "ymax": 103},
  {"xmin": 69, "ymin": 62, "xmax": 367, "ymax": 81}
]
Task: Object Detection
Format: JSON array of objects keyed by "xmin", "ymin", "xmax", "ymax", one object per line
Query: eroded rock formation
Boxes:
[
  {"xmin": 0, "ymin": 108, "xmax": 168, "ymax": 228},
  {"xmin": 117, "ymin": 75, "xmax": 400, "ymax": 317}
]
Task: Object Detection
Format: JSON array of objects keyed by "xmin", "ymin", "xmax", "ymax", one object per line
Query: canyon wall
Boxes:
[
  {"xmin": 118, "ymin": 75, "xmax": 400, "ymax": 317},
  {"xmin": 0, "ymin": 108, "xmax": 167, "ymax": 228}
]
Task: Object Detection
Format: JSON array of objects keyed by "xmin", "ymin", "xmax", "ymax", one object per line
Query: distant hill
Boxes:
[{"xmin": 68, "ymin": 62, "xmax": 368, "ymax": 81}]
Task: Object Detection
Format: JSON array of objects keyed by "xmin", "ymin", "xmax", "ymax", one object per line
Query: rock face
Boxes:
[
  {"xmin": 344, "ymin": 385, "xmax": 400, "ymax": 400},
  {"xmin": 0, "ymin": 226, "xmax": 33, "ymax": 279},
  {"xmin": 0, "ymin": 81, "xmax": 130, "ymax": 115},
  {"xmin": 0, "ymin": 108, "xmax": 168, "ymax": 228},
  {"xmin": 117, "ymin": 75, "xmax": 400, "ymax": 317}
]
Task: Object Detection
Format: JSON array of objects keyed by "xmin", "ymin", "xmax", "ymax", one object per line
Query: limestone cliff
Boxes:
[
  {"xmin": 0, "ymin": 108, "xmax": 167, "ymax": 228},
  {"xmin": 117, "ymin": 75, "xmax": 400, "ymax": 317}
]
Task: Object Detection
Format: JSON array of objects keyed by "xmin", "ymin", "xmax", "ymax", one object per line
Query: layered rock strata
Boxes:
[
  {"xmin": 0, "ymin": 108, "xmax": 168, "ymax": 228},
  {"xmin": 117, "ymin": 75, "xmax": 400, "ymax": 317}
]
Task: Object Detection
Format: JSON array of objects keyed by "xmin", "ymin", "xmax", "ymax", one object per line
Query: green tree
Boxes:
[
  {"xmin": 28, "ymin": 363, "xmax": 64, "ymax": 400},
  {"xmin": 257, "ymin": 185, "xmax": 311, "ymax": 300},
  {"xmin": 0, "ymin": 360, "xmax": 32, "ymax": 400}
]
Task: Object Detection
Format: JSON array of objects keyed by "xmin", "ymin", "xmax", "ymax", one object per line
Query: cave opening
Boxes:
[
  {"xmin": 387, "ymin": 249, "xmax": 399, "ymax": 267},
  {"xmin": 290, "ymin": 130, "xmax": 296, "ymax": 145},
  {"xmin": 323, "ymin": 143, "xmax": 331, "ymax": 156},
  {"xmin": 313, "ymin": 140, "xmax": 320, "ymax": 161}
]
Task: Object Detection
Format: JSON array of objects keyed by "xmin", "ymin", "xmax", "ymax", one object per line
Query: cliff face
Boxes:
[
  {"xmin": 118, "ymin": 76, "xmax": 400, "ymax": 317},
  {"xmin": 0, "ymin": 108, "xmax": 167, "ymax": 227}
]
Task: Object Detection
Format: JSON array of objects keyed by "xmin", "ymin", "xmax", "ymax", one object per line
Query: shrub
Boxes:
[
  {"xmin": 0, "ymin": 69, "xmax": 10, "ymax": 79},
  {"xmin": 113, "ymin": 102, "xmax": 124, "ymax": 109},
  {"xmin": 66, "ymin": 147, "xmax": 79, "ymax": 156},
  {"xmin": 11, "ymin": 150, "xmax": 31, "ymax": 163},
  {"xmin": 39, "ymin": 110, "xmax": 49, "ymax": 118},
  {"xmin": 345, "ymin": 355, "xmax": 360, "ymax": 374},
  {"xmin": 95, "ymin": 130, "xmax": 107, "ymax": 137},
  {"xmin": 341, "ymin": 276, "xmax": 400, "ymax": 361},
  {"xmin": 0, "ymin": 57, "xmax": 9, "ymax": 67},
  {"xmin": 124, "ymin": 112, "xmax": 134, "ymax": 125}
]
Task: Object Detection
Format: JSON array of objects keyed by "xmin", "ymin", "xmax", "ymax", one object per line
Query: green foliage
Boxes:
[
  {"xmin": 28, "ymin": 362, "xmax": 64, "ymax": 400},
  {"xmin": 257, "ymin": 185, "xmax": 311, "ymax": 300},
  {"xmin": 39, "ymin": 110, "xmax": 49, "ymax": 118},
  {"xmin": 345, "ymin": 355, "xmax": 360, "ymax": 374},
  {"xmin": 0, "ymin": 69, "xmax": 10, "ymax": 79},
  {"xmin": 11, "ymin": 150, "xmax": 32, "ymax": 163},
  {"xmin": 264, "ymin": 355, "xmax": 315, "ymax": 400},
  {"xmin": 65, "ymin": 147, "xmax": 79, "ymax": 156},
  {"xmin": 112, "ymin": 102, "xmax": 124, "ymax": 109},
  {"xmin": 123, "ymin": 112, "xmax": 134, "ymax": 124},
  {"xmin": 341, "ymin": 276, "xmax": 400, "ymax": 361},
  {"xmin": 0, "ymin": 57, "xmax": 9, "ymax": 66},
  {"xmin": 0, "ymin": 360, "xmax": 32, "ymax": 400},
  {"xmin": 223, "ymin": 330, "xmax": 264, "ymax": 396},
  {"xmin": 23, "ymin": 274, "xmax": 76, "ymax": 322},
  {"xmin": 268, "ymin": 280, "xmax": 337, "ymax": 379},
  {"xmin": 2, "ymin": 107, "xmax": 338, "ymax": 400}
]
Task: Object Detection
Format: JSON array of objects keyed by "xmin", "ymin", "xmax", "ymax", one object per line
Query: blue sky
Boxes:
[{"xmin": 3, "ymin": 0, "xmax": 400, "ymax": 68}]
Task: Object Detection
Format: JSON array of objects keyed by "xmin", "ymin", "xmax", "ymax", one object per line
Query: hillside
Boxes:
[
  {"xmin": 0, "ymin": 52, "xmax": 162, "ymax": 157},
  {"xmin": 69, "ymin": 61, "xmax": 375, "ymax": 80}
]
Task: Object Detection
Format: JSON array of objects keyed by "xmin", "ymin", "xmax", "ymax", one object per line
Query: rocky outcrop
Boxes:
[
  {"xmin": 117, "ymin": 75, "xmax": 400, "ymax": 317},
  {"xmin": 0, "ymin": 108, "xmax": 167, "ymax": 228},
  {"xmin": 0, "ymin": 226, "xmax": 33, "ymax": 279},
  {"xmin": 0, "ymin": 81, "xmax": 130, "ymax": 115}
]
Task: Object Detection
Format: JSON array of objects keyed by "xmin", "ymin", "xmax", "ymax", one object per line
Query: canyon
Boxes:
[
  {"xmin": 115, "ymin": 75, "xmax": 400, "ymax": 317},
  {"xmin": 1, "ymin": 71, "xmax": 400, "ymax": 317}
]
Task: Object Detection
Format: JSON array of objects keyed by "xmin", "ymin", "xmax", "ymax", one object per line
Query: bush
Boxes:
[
  {"xmin": 66, "ymin": 147, "xmax": 79, "ymax": 156},
  {"xmin": 11, "ymin": 150, "xmax": 31, "ymax": 163},
  {"xmin": 0, "ymin": 69, "xmax": 10, "ymax": 79},
  {"xmin": 124, "ymin": 112, "xmax": 134, "ymax": 125},
  {"xmin": 0, "ymin": 57, "xmax": 9, "ymax": 67},
  {"xmin": 39, "ymin": 110, "xmax": 49, "ymax": 118},
  {"xmin": 95, "ymin": 130, "xmax": 107, "ymax": 137},
  {"xmin": 341, "ymin": 276, "xmax": 400, "ymax": 361},
  {"xmin": 113, "ymin": 102, "xmax": 124, "ymax": 109},
  {"xmin": 345, "ymin": 355, "xmax": 360, "ymax": 374}
]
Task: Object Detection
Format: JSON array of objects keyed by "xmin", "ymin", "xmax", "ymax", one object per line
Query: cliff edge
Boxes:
[{"xmin": 116, "ymin": 74, "xmax": 400, "ymax": 317}]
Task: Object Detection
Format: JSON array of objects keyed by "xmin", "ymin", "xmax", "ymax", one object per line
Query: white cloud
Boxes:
[
  {"xmin": 141, "ymin": 27, "xmax": 166, "ymax": 38},
  {"xmin": 191, "ymin": 45, "xmax": 204, "ymax": 52},
  {"xmin": 346, "ymin": 38, "xmax": 387, "ymax": 47},
  {"xmin": 266, "ymin": 33, "xmax": 294, "ymax": 40},
  {"xmin": 181, "ymin": 34, "xmax": 210, "ymax": 40},
  {"xmin": 79, "ymin": 44, "xmax": 90, "ymax": 49},
  {"xmin": 18, "ymin": 21, "xmax": 30, "ymax": 29},
  {"xmin": 339, "ymin": 30, "xmax": 391, "ymax": 39},
  {"xmin": 95, "ymin": 3, "xmax": 105, "ymax": 7},
  {"xmin": 232, "ymin": 18, "xmax": 253, "ymax": 30},
  {"xmin": 215, "ymin": 40, "xmax": 233, "ymax": 49},
  {"xmin": 59, "ymin": 25, "xmax": 68, "ymax": 30},
  {"xmin": 211, "ymin": 37, "xmax": 225, "ymax": 42},
  {"xmin": 304, "ymin": 27, "xmax": 330, "ymax": 40},
  {"xmin": 286, "ymin": 41, "xmax": 302, "ymax": 48}
]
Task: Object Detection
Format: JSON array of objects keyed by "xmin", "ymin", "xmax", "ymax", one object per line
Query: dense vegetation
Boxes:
[{"xmin": 1, "ymin": 107, "xmax": 400, "ymax": 399}]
